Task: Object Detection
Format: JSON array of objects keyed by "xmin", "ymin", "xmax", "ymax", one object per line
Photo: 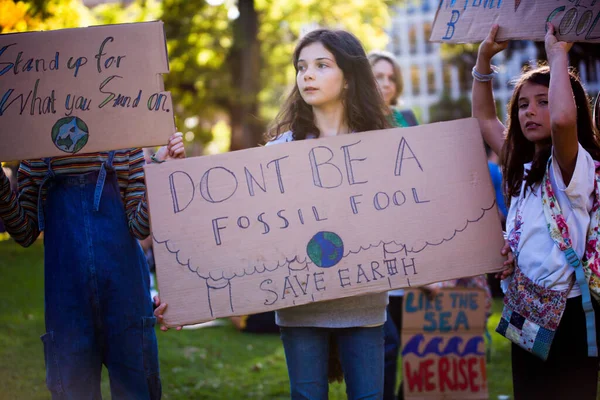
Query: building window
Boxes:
[
  {"xmin": 492, "ymin": 74, "xmax": 501, "ymax": 90},
  {"xmin": 409, "ymin": 25, "xmax": 418, "ymax": 55},
  {"xmin": 442, "ymin": 66, "xmax": 452, "ymax": 91},
  {"xmin": 392, "ymin": 35, "xmax": 401, "ymax": 55},
  {"xmin": 411, "ymin": 65, "xmax": 421, "ymax": 96},
  {"xmin": 423, "ymin": 22, "xmax": 433, "ymax": 54},
  {"xmin": 422, "ymin": 0, "xmax": 431, "ymax": 12},
  {"xmin": 427, "ymin": 65, "xmax": 436, "ymax": 94}
]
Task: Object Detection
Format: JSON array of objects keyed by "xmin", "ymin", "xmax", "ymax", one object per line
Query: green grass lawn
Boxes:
[{"xmin": 0, "ymin": 239, "xmax": 514, "ymax": 399}]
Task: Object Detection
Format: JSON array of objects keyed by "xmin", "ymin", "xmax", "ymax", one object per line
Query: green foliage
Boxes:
[
  {"xmin": 91, "ymin": 0, "xmax": 162, "ymax": 25},
  {"xmin": 0, "ymin": 0, "xmax": 94, "ymax": 33},
  {"xmin": 160, "ymin": 0, "xmax": 232, "ymax": 144}
]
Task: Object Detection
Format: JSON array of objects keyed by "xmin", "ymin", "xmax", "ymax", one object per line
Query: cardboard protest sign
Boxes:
[
  {"xmin": 0, "ymin": 21, "xmax": 175, "ymax": 161},
  {"xmin": 144, "ymin": 118, "xmax": 505, "ymax": 327},
  {"xmin": 402, "ymin": 288, "xmax": 488, "ymax": 400},
  {"xmin": 431, "ymin": 1, "xmax": 600, "ymax": 43}
]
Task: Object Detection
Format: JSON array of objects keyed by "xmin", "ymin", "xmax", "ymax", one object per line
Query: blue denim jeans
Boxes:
[
  {"xmin": 280, "ymin": 325, "xmax": 384, "ymax": 400},
  {"xmin": 383, "ymin": 308, "xmax": 400, "ymax": 400},
  {"xmin": 40, "ymin": 154, "xmax": 160, "ymax": 399}
]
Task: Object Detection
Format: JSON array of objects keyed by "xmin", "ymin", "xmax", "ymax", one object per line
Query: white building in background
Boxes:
[{"xmin": 389, "ymin": 0, "xmax": 600, "ymax": 123}]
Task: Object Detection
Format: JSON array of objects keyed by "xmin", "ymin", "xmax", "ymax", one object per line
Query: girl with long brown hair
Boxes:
[
  {"xmin": 266, "ymin": 28, "xmax": 389, "ymax": 400},
  {"xmin": 472, "ymin": 24, "xmax": 600, "ymax": 399}
]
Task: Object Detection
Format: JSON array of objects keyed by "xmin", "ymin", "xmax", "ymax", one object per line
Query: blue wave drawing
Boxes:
[{"xmin": 401, "ymin": 334, "xmax": 484, "ymax": 357}]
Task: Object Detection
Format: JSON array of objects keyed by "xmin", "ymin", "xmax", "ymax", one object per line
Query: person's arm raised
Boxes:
[
  {"xmin": 472, "ymin": 24, "xmax": 508, "ymax": 158},
  {"xmin": 546, "ymin": 23, "xmax": 577, "ymax": 185}
]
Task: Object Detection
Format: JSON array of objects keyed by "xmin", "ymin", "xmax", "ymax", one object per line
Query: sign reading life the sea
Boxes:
[{"xmin": 402, "ymin": 288, "xmax": 488, "ymax": 399}]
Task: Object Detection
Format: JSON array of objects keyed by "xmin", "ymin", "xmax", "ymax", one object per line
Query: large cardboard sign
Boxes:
[
  {"xmin": 431, "ymin": 1, "xmax": 600, "ymax": 43},
  {"xmin": 0, "ymin": 21, "xmax": 175, "ymax": 161},
  {"xmin": 145, "ymin": 118, "xmax": 505, "ymax": 327},
  {"xmin": 402, "ymin": 288, "xmax": 488, "ymax": 400}
]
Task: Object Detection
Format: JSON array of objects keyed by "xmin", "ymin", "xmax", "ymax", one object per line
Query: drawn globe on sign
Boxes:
[
  {"xmin": 51, "ymin": 117, "xmax": 89, "ymax": 154},
  {"xmin": 307, "ymin": 231, "xmax": 344, "ymax": 268}
]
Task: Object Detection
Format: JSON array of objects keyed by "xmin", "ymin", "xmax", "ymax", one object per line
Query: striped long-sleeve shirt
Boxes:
[{"xmin": 0, "ymin": 148, "xmax": 150, "ymax": 247}]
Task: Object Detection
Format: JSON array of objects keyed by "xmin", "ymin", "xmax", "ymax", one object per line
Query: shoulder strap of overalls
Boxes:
[
  {"xmin": 93, "ymin": 150, "xmax": 116, "ymax": 212},
  {"xmin": 541, "ymin": 158, "xmax": 598, "ymax": 357},
  {"xmin": 37, "ymin": 157, "xmax": 55, "ymax": 231}
]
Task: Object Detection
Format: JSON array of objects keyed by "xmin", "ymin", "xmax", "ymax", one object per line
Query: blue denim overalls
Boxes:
[{"xmin": 37, "ymin": 151, "xmax": 161, "ymax": 399}]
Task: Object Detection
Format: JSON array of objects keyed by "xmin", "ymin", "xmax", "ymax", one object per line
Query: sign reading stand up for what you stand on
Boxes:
[{"xmin": 0, "ymin": 21, "xmax": 175, "ymax": 161}]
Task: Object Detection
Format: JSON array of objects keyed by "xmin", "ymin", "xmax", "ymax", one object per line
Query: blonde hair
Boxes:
[{"xmin": 368, "ymin": 50, "xmax": 403, "ymax": 105}]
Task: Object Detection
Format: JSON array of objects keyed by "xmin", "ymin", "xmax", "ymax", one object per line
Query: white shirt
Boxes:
[{"xmin": 503, "ymin": 144, "xmax": 595, "ymax": 298}]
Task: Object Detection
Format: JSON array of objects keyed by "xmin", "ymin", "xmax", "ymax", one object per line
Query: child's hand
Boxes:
[
  {"xmin": 166, "ymin": 132, "xmax": 186, "ymax": 160},
  {"xmin": 153, "ymin": 132, "xmax": 186, "ymax": 162},
  {"xmin": 477, "ymin": 24, "xmax": 508, "ymax": 63},
  {"xmin": 419, "ymin": 284, "xmax": 441, "ymax": 301},
  {"xmin": 496, "ymin": 239, "xmax": 515, "ymax": 280},
  {"xmin": 153, "ymin": 295, "xmax": 183, "ymax": 332},
  {"xmin": 545, "ymin": 23, "xmax": 573, "ymax": 62}
]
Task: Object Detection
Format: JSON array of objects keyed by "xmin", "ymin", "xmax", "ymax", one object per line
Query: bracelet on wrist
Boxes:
[
  {"xmin": 150, "ymin": 153, "xmax": 165, "ymax": 164},
  {"xmin": 472, "ymin": 65, "xmax": 499, "ymax": 82}
]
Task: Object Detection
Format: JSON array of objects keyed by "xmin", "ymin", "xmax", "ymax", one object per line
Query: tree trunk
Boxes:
[{"xmin": 227, "ymin": 0, "xmax": 264, "ymax": 151}]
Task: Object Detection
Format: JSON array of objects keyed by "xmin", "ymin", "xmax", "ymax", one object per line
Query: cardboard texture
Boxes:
[
  {"xmin": 145, "ymin": 118, "xmax": 506, "ymax": 327},
  {"xmin": 0, "ymin": 21, "xmax": 175, "ymax": 161},
  {"xmin": 431, "ymin": 0, "xmax": 600, "ymax": 43},
  {"xmin": 402, "ymin": 288, "xmax": 488, "ymax": 400}
]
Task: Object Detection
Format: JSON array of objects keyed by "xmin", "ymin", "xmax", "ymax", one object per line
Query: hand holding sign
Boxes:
[
  {"xmin": 476, "ymin": 25, "xmax": 508, "ymax": 67},
  {"xmin": 153, "ymin": 132, "xmax": 186, "ymax": 162},
  {"xmin": 545, "ymin": 23, "xmax": 574, "ymax": 61},
  {"xmin": 166, "ymin": 132, "xmax": 186, "ymax": 160},
  {"xmin": 153, "ymin": 296, "xmax": 183, "ymax": 332},
  {"xmin": 497, "ymin": 240, "xmax": 515, "ymax": 280}
]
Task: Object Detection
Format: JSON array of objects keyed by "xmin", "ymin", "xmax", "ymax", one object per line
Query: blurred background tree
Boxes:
[{"xmin": 0, "ymin": 0, "xmax": 93, "ymax": 32}]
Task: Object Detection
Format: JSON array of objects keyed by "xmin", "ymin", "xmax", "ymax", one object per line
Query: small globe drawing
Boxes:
[
  {"xmin": 307, "ymin": 231, "xmax": 344, "ymax": 268},
  {"xmin": 51, "ymin": 117, "xmax": 89, "ymax": 154}
]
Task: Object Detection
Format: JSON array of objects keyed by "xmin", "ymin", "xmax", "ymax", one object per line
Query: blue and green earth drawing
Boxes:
[
  {"xmin": 307, "ymin": 231, "xmax": 344, "ymax": 268},
  {"xmin": 51, "ymin": 117, "xmax": 89, "ymax": 153}
]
